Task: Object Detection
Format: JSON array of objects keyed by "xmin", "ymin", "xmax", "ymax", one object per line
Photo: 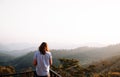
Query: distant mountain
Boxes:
[
  {"xmin": 5, "ymin": 43, "xmax": 37, "ymax": 51},
  {"xmin": 0, "ymin": 44, "xmax": 10, "ymax": 51},
  {"xmin": 1, "ymin": 43, "xmax": 120, "ymax": 71},
  {"xmin": 0, "ymin": 45, "xmax": 36, "ymax": 57},
  {"xmin": 80, "ymin": 42, "xmax": 107, "ymax": 47},
  {"xmin": 0, "ymin": 52, "xmax": 15, "ymax": 63},
  {"xmin": 0, "ymin": 43, "xmax": 37, "ymax": 51},
  {"xmin": 7, "ymin": 47, "xmax": 36, "ymax": 57},
  {"xmin": 0, "ymin": 43, "xmax": 37, "ymax": 57},
  {"xmin": 51, "ymin": 44, "xmax": 120, "ymax": 65},
  {"xmin": 9, "ymin": 52, "xmax": 34, "ymax": 71}
]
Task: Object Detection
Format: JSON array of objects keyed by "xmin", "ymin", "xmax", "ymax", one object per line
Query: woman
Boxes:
[{"xmin": 33, "ymin": 42, "xmax": 52, "ymax": 77}]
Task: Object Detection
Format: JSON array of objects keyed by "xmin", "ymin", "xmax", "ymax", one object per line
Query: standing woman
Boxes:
[{"xmin": 33, "ymin": 42, "xmax": 52, "ymax": 77}]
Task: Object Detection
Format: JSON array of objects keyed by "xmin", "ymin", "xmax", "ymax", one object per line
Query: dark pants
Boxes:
[
  {"xmin": 37, "ymin": 76, "xmax": 48, "ymax": 77},
  {"xmin": 34, "ymin": 72, "xmax": 49, "ymax": 77}
]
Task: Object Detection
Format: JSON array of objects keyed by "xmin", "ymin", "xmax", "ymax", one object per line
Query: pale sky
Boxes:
[{"xmin": 0, "ymin": 0, "xmax": 120, "ymax": 48}]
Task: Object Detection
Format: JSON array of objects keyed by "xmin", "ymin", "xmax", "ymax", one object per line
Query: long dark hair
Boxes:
[{"xmin": 39, "ymin": 42, "xmax": 49, "ymax": 55}]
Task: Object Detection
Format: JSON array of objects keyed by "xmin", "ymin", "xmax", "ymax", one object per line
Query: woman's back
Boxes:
[{"xmin": 34, "ymin": 51, "xmax": 52, "ymax": 76}]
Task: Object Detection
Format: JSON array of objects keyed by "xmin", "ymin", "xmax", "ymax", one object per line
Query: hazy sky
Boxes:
[{"xmin": 0, "ymin": 0, "xmax": 120, "ymax": 48}]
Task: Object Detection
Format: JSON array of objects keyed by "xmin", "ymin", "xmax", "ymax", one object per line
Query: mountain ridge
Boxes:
[{"xmin": 0, "ymin": 43, "xmax": 120, "ymax": 71}]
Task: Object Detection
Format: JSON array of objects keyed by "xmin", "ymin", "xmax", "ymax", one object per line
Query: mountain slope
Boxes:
[
  {"xmin": 51, "ymin": 44, "xmax": 120, "ymax": 65},
  {"xmin": 0, "ymin": 52, "xmax": 15, "ymax": 63},
  {"xmin": 9, "ymin": 52, "xmax": 34, "ymax": 71},
  {"xmin": 1, "ymin": 44, "xmax": 120, "ymax": 71}
]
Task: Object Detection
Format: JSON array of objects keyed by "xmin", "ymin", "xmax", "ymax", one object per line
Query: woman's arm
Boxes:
[
  {"xmin": 33, "ymin": 59, "xmax": 37, "ymax": 66},
  {"xmin": 49, "ymin": 58, "xmax": 52, "ymax": 66}
]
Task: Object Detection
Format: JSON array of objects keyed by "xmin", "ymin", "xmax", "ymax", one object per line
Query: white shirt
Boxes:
[{"xmin": 33, "ymin": 50, "xmax": 52, "ymax": 76}]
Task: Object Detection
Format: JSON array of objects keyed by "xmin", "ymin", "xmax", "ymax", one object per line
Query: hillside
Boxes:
[
  {"xmin": 51, "ymin": 44, "xmax": 120, "ymax": 65},
  {"xmin": 0, "ymin": 52, "xmax": 15, "ymax": 63},
  {"xmin": 9, "ymin": 52, "xmax": 35, "ymax": 71},
  {"xmin": 0, "ymin": 48, "xmax": 36, "ymax": 58},
  {"xmin": 91, "ymin": 55, "xmax": 120, "ymax": 73},
  {"xmin": 0, "ymin": 44, "xmax": 120, "ymax": 72},
  {"xmin": 51, "ymin": 55, "xmax": 120, "ymax": 77}
]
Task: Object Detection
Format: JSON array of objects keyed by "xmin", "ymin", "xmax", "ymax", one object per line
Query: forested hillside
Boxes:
[
  {"xmin": 91, "ymin": 55, "xmax": 120, "ymax": 73},
  {"xmin": 51, "ymin": 44, "xmax": 120, "ymax": 65},
  {"xmin": 8, "ymin": 52, "xmax": 34, "ymax": 71},
  {"xmin": 0, "ymin": 44, "xmax": 120, "ymax": 74},
  {"xmin": 0, "ymin": 52, "xmax": 15, "ymax": 63},
  {"xmin": 52, "ymin": 55, "xmax": 120, "ymax": 77}
]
